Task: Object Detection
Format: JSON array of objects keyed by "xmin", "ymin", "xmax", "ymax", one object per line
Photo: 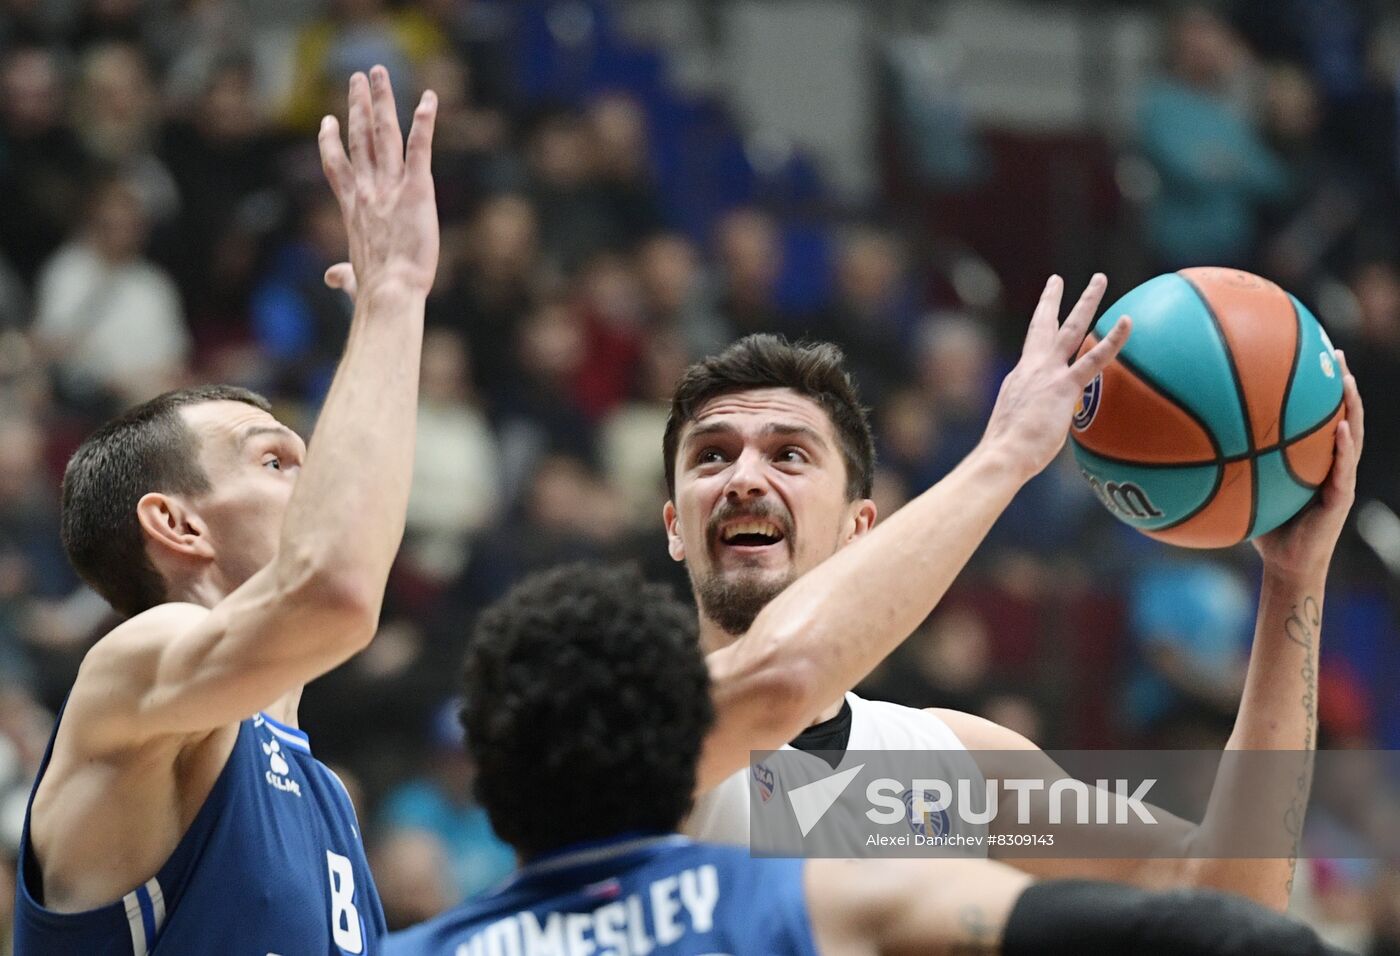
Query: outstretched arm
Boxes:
[
  {"xmin": 698, "ymin": 276, "xmax": 1133, "ymax": 792},
  {"xmin": 69, "ymin": 67, "xmax": 441, "ymax": 751},
  {"xmin": 941, "ymin": 355, "xmax": 1364, "ymax": 912},
  {"xmin": 807, "ymin": 859, "xmax": 1344, "ymax": 955}
]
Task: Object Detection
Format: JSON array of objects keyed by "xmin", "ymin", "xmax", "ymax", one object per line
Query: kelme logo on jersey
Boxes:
[
  {"xmin": 261, "ymin": 737, "xmax": 302, "ymax": 797},
  {"xmin": 1073, "ymin": 374, "xmax": 1102, "ymax": 431},
  {"xmin": 902, "ymin": 788, "xmax": 950, "ymax": 839},
  {"xmin": 752, "ymin": 762, "xmax": 776, "ymax": 803}
]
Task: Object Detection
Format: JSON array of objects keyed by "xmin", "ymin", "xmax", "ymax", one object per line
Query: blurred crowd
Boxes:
[{"xmin": 1, "ymin": 0, "xmax": 1399, "ymax": 950}]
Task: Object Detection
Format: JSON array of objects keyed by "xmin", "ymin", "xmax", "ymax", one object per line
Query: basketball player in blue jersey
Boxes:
[
  {"xmin": 386, "ymin": 562, "xmax": 1344, "ymax": 956},
  {"xmin": 14, "ymin": 67, "xmax": 440, "ymax": 954},
  {"xmin": 664, "ymin": 277, "xmax": 1364, "ymax": 910}
]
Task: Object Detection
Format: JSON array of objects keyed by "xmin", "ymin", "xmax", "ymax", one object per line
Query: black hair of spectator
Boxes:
[
  {"xmin": 60, "ymin": 385, "xmax": 272, "ymax": 617},
  {"xmin": 663, "ymin": 333, "xmax": 876, "ymax": 500},
  {"xmin": 460, "ymin": 562, "xmax": 713, "ymax": 859}
]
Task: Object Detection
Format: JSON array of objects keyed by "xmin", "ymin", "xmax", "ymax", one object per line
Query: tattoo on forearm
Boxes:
[
  {"xmin": 1281, "ymin": 595, "xmax": 1320, "ymax": 894},
  {"xmin": 950, "ymin": 904, "xmax": 997, "ymax": 955}
]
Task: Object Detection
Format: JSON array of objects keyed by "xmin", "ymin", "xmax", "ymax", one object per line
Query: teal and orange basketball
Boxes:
[{"xmin": 1070, "ymin": 267, "xmax": 1345, "ymax": 548}]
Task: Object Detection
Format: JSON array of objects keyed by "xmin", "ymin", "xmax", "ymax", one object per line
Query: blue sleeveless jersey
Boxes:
[
  {"xmin": 384, "ymin": 834, "xmax": 818, "ymax": 956},
  {"xmin": 15, "ymin": 710, "xmax": 386, "ymax": 955}
]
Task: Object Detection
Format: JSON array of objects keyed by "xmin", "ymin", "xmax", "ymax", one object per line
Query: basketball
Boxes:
[{"xmin": 1070, "ymin": 267, "xmax": 1345, "ymax": 548}]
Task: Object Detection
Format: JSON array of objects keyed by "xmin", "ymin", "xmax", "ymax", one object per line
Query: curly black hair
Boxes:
[{"xmin": 461, "ymin": 563, "xmax": 714, "ymax": 859}]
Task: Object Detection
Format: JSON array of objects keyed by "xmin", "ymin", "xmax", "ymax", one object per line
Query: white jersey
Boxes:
[{"xmin": 685, "ymin": 692, "xmax": 989, "ymax": 855}]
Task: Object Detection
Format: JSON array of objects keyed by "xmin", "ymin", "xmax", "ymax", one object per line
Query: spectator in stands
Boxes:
[
  {"xmin": 32, "ymin": 175, "xmax": 189, "ymax": 411},
  {"xmin": 588, "ymin": 92, "xmax": 665, "ymax": 246},
  {"xmin": 874, "ymin": 385, "xmax": 941, "ymax": 493},
  {"xmin": 571, "ymin": 251, "xmax": 646, "ymax": 420},
  {"xmin": 600, "ymin": 328, "xmax": 689, "ymax": 529},
  {"xmin": 1137, "ymin": 5, "xmax": 1288, "ymax": 268},
  {"xmin": 0, "ymin": 47, "xmax": 89, "ymax": 284},
  {"xmin": 810, "ymin": 225, "xmax": 920, "ymax": 403},
  {"xmin": 1124, "ymin": 558, "xmax": 1252, "ymax": 737},
  {"xmin": 635, "ymin": 231, "xmax": 727, "ymax": 359},
  {"xmin": 71, "ymin": 43, "xmax": 179, "ymax": 226},
  {"xmin": 0, "ymin": 414, "xmax": 62, "ymax": 688},
  {"xmin": 1257, "ymin": 62, "xmax": 1363, "ymax": 289},
  {"xmin": 416, "ymin": 52, "xmax": 517, "ymax": 222},
  {"xmin": 0, "ymin": 0, "xmax": 68, "ymax": 48},
  {"xmin": 713, "ymin": 206, "xmax": 784, "ymax": 336},
  {"xmin": 494, "ymin": 298, "xmax": 597, "ymax": 494},
  {"xmin": 371, "ymin": 828, "xmax": 456, "ymax": 931},
  {"xmin": 913, "ymin": 313, "xmax": 996, "ymax": 480},
  {"xmin": 250, "ymin": 193, "xmax": 352, "ymax": 401},
  {"xmin": 405, "ymin": 327, "xmax": 502, "ymax": 585},
  {"xmin": 429, "ymin": 194, "xmax": 539, "ymax": 400},
  {"xmin": 157, "ymin": 54, "xmax": 280, "ymax": 338},
  {"xmin": 377, "ymin": 702, "xmax": 515, "ymax": 903},
  {"xmin": 1345, "ymin": 257, "xmax": 1400, "ymax": 512},
  {"xmin": 525, "ymin": 108, "xmax": 617, "ymax": 272},
  {"xmin": 281, "ymin": 0, "xmax": 445, "ymax": 132},
  {"xmin": 419, "ymin": 0, "xmax": 515, "ymax": 111}
]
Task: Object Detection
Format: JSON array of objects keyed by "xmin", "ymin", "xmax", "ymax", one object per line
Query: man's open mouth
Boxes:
[{"xmin": 718, "ymin": 518, "xmax": 787, "ymax": 550}]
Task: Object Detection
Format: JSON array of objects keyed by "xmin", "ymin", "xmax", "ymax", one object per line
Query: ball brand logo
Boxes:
[
  {"xmin": 1319, "ymin": 351, "xmax": 1336, "ymax": 378},
  {"xmin": 1073, "ymin": 374, "xmax": 1102, "ymax": 431},
  {"xmin": 1082, "ymin": 472, "xmax": 1164, "ymax": 520}
]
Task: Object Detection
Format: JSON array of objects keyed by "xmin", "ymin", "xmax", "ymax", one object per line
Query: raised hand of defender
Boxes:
[
  {"xmin": 318, "ymin": 66, "xmax": 438, "ymax": 299},
  {"xmin": 979, "ymin": 274, "xmax": 1132, "ymax": 482}
]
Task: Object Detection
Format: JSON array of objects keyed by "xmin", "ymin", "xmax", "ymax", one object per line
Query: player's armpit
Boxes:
[
  {"xmin": 930, "ymin": 708, "xmax": 1202, "ymax": 886},
  {"xmin": 67, "ymin": 563, "xmax": 375, "ymax": 753}
]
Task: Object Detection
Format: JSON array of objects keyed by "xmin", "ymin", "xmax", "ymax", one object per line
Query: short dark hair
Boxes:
[
  {"xmin": 60, "ymin": 385, "xmax": 272, "ymax": 618},
  {"xmin": 461, "ymin": 563, "xmax": 713, "ymax": 859},
  {"xmin": 663, "ymin": 334, "xmax": 875, "ymax": 500}
]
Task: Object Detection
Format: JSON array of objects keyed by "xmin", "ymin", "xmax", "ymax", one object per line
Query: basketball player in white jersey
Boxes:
[{"xmin": 664, "ymin": 274, "xmax": 1364, "ymax": 912}]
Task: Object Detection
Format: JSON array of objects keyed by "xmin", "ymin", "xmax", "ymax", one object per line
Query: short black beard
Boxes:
[{"xmin": 695, "ymin": 570, "xmax": 796, "ymax": 635}]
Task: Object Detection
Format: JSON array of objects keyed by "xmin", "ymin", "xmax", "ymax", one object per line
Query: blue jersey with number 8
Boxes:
[{"xmin": 14, "ymin": 710, "xmax": 385, "ymax": 955}]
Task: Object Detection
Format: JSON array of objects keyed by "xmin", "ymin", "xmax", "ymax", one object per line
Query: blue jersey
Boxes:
[
  {"xmin": 15, "ymin": 710, "xmax": 386, "ymax": 955},
  {"xmin": 384, "ymin": 834, "xmax": 818, "ymax": 956}
]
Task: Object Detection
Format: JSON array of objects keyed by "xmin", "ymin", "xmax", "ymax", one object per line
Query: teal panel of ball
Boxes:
[
  {"xmin": 1072, "ymin": 443, "xmax": 1220, "ymax": 531},
  {"xmin": 1283, "ymin": 295, "xmax": 1344, "ymax": 442},
  {"xmin": 1250, "ymin": 449, "xmax": 1318, "ymax": 538},
  {"xmin": 1091, "ymin": 273, "xmax": 1249, "ymax": 458}
]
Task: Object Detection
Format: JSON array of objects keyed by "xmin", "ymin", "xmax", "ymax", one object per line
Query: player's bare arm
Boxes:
[
  {"xmin": 697, "ymin": 275, "xmax": 1132, "ymax": 792},
  {"xmin": 937, "ymin": 355, "xmax": 1363, "ymax": 911},
  {"xmin": 28, "ymin": 66, "xmax": 439, "ymax": 912},
  {"xmin": 806, "ymin": 856, "xmax": 1344, "ymax": 956}
]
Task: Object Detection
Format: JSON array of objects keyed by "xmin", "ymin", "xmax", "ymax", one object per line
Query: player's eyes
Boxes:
[
  {"xmin": 776, "ymin": 446, "xmax": 808, "ymax": 463},
  {"xmin": 263, "ymin": 456, "xmax": 282, "ymax": 471},
  {"xmin": 696, "ymin": 448, "xmax": 727, "ymax": 465}
]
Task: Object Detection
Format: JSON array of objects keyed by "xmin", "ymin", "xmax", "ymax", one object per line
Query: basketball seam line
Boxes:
[
  {"xmin": 1146, "ymin": 456, "xmax": 1228, "ymax": 535},
  {"xmin": 1277, "ymin": 295, "xmax": 1305, "ymax": 486},
  {"xmin": 1099, "ymin": 339, "xmax": 1225, "ymax": 460},
  {"xmin": 1277, "ymin": 295, "xmax": 1335, "ymax": 494},
  {"xmin": 1181, "ymin": 272, "xmax": 1258, "ymax": 541},
  {"xmin": 1179, "ymin": 272, "xmax": 1257, "ymax": 456},
  {"xmin": 1073, "ymin": 395, "xmax": 1345, "ymax": 472}
]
